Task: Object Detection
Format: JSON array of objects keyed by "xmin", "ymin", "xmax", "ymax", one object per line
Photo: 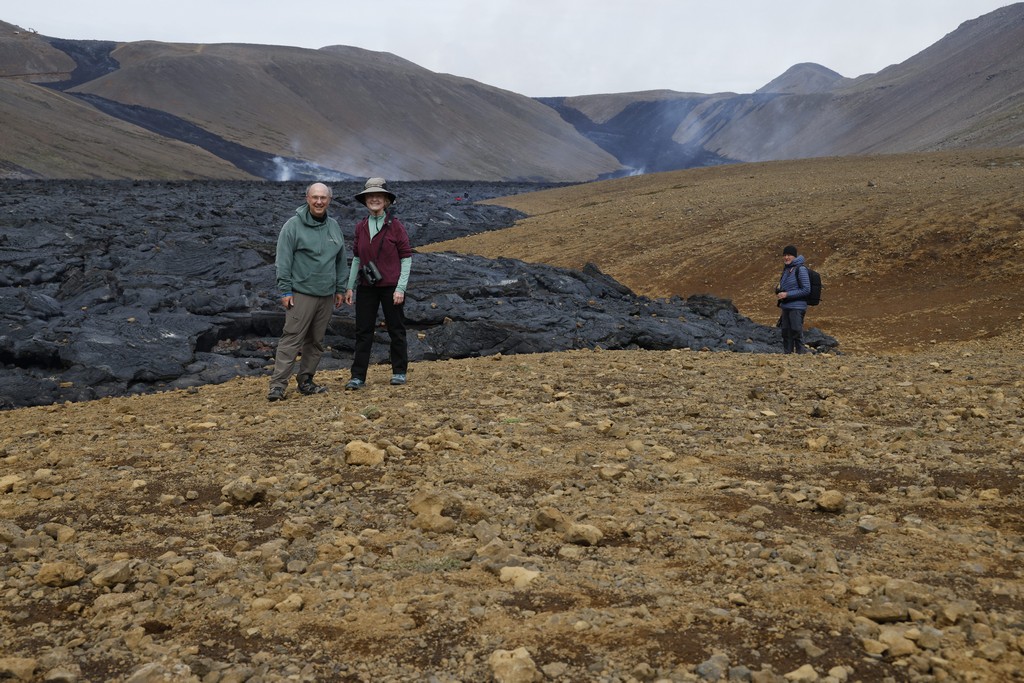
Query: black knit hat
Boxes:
[{"xmin": 782, "ymin": 245, "xmax": 798, "ymax": 257}]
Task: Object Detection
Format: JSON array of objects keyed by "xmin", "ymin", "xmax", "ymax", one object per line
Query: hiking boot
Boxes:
[
  {"xmin": 267, "ymin": 386, "xmax": 286, "ymax": 402},
  {"xmin": 390, "ymin": 373, "xmax": 406, "ymax": 385},
  {"xmin": 297, "ymin": 377, "xmax": 328, "ymax": 395},
  {"xmin": 345, "ymin": 378, "xmax": 365, "ymax": 390}
]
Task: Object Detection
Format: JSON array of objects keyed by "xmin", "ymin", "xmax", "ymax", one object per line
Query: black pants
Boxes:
[
  {"xmin": 351, "ymin": 285, "xmax": 407, "ymax": 380},
  {"xmin": 779, "ymin": 308, "xmax": 807, "ymax": 354}
]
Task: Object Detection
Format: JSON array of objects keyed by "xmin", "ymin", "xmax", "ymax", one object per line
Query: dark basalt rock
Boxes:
[{"xmin": 0, "ymin": 179, "xmax": 838, "ymax": 409}]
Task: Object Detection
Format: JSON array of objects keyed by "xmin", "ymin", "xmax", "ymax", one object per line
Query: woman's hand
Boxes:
[{"xmin": 393, "ymin": 290, "xmax": 405, "ymax": 305}]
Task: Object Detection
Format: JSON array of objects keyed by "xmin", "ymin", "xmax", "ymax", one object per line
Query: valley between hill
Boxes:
[{"xmin": 1, "ymin": 151, "xmax": 1022, "ymax": 682}]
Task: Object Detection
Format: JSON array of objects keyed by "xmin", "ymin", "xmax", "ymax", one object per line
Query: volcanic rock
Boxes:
[{"xmin": 0, "ymin": 180, "xmax": 836, "ymax": 409}]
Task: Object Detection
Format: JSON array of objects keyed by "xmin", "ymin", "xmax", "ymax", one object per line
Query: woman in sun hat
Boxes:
[{"xmin": 344, "ymin": 178, "xmax": 413, "ymax": 388}]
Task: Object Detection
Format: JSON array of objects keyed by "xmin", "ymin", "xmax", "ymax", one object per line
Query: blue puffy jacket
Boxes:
[{"xmin": 779, "ymin": 255, "xmax": 812, "ymax": 311}]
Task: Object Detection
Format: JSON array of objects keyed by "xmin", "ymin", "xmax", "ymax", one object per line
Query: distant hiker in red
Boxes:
[
  {"xmin": 776, "ymin": 244, "xmax": 812, "ymax": 354},
  {"xmin": 344, "ymin": 178, "xmax": 413, "ymax": 389}
]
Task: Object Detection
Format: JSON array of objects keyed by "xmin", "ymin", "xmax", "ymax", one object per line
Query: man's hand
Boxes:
[
  {"xmin": 281, "ymin": 295, "xmax": 294, "ymax": 309},
  {"xmin": 334, "ymin": 293, "xmax": 344, "ymax": 308}
]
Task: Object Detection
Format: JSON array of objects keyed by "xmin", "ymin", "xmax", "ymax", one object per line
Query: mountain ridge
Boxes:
[
  {"xmin": 556, "ymin": 3, "xmax": 1024, "ymax": 171},
  {"xmin": 0, "ymin": 5, "xmax": 1022, "ymax": 180}
]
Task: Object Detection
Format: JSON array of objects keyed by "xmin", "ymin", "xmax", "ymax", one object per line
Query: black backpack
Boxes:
[{"xmin": 801, "ymin": 265, "xmax": 822, "ymax": 306}]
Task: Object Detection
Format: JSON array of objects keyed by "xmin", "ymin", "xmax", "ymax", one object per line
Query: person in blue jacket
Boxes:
[{"xmin": 776, "ymin": 245, "xmax": 812, "ymax": 354}]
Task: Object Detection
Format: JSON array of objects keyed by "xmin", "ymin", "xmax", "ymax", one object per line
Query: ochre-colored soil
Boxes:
[
  {"xmin": 1, "ymin": 150, "xmax": 1022, "ymax": 682},
  {"xmin": 424, "ymin": 149, "xmax": 1024, "ymax": 355}
]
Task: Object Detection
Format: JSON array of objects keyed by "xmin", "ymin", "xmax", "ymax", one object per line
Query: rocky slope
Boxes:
[
  {"xmin": 0, "ymin": 333, "xmax": 1021, "ymax": 682},
  {"xmin": 1, "ymin": 150, "xmax": 1023, "ymax": 681}
]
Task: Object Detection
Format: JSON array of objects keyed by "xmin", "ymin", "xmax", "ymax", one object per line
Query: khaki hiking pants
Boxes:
[{"xmin": 269, "ymin": 292, "xmax": 335, "ymax": 390}]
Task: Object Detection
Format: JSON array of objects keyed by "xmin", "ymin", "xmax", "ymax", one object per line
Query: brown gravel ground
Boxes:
[{"xmin": 1, "ymin": 150, "xmax": 1022, "ymax": 683}]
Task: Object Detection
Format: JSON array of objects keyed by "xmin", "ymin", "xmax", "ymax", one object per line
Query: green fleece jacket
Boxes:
[{"xmin": 275, "ymin": 205, "xmax": 348, "ymax": 297}]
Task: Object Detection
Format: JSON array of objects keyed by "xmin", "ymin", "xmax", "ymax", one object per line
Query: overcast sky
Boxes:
[{"xmin": 4, "ymin": 1, "xmax": 1015, "ymax": 97}]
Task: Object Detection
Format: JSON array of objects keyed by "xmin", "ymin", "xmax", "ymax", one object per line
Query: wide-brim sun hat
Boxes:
[{"xmin": 355, "ymin": 177, "xmax": 397, "ymax": 205}]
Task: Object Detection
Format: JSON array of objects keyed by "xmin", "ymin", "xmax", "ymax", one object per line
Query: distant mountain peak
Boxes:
[{"xmin": 756, "ymin": 62, "xmax": 848, "ymax": 94}]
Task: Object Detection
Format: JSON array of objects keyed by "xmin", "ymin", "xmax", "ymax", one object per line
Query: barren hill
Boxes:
[
  {"xmin": 755, "ymin": 63, "xmax": 849, "ymax": 95},
  {"xmin": 0, "ymin": 78, "xmax": 256, "ymax": 180},
  {"xmin": 423, "ymin": 149, "xmax": 1024, "ymax": 354},
  {"xmin": 68, "ymin": 41, "xmax": 618, "ymax": 182},
  {"xmin": 0, "ymin": 22, "xmax": 618, "ymax": 182},
  {"xmin": 547, "ymin": 4, "xmax": 1024, "ymax": 172},
  {"xmin": 2, "ymin": 5, "xmax": 1023, "ymax": 181}
]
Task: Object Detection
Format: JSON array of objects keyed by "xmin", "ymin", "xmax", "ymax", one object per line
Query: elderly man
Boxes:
[{"xmin": 267, "ymin": 182, "xmax": 348, "ymax": 401}]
